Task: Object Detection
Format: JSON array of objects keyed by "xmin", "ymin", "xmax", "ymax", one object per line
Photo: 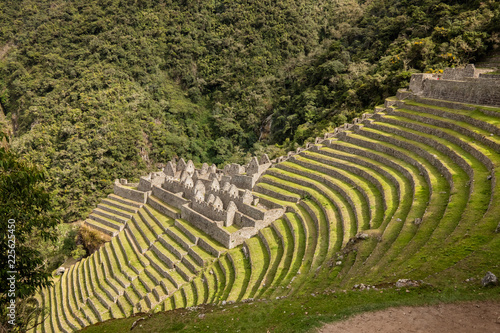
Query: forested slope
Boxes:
[{"xmin": 0, "ymin": 0, "xmax": 498, "ymax": 221}]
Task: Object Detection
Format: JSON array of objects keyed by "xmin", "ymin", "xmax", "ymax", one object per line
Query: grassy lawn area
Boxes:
[{"xmin": 80, "ymin": 283, "xmax": 500, "ymax": 333}]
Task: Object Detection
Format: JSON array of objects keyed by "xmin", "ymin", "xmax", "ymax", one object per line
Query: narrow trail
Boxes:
[{"xmin": 317, "ymin": 301, "xmax": 500, "ymax": 333}]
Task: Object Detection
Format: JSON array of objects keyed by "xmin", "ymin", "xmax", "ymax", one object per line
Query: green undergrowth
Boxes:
[{"xmin": 79, "ymin": 284, "xmax": 500, "ymax": 333}]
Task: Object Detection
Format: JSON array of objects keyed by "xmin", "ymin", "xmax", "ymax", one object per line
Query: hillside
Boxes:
[
  {"xmin": 0, "ymin": 0, "xmax": 499, "ymax": 222},
  {"xmin": 26, "ymin": 60, "xmax": 500, "ymax": 332}
]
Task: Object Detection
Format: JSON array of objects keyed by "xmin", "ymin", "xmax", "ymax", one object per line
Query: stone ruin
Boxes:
[
  {"xmin": 408, "ymin": 64, "xmax": 500, "ymax": 106},
  {"xmin": 120, "ymin": 155, "xmax": 282, "ymax": 249}
]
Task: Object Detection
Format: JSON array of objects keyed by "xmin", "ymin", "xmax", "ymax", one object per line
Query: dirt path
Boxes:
[{"xmin": 317, "ymin": 301, "xmax": 500, "ymax": 333}]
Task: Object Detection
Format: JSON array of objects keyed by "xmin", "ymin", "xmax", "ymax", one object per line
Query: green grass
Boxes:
[
  {"xmin": 294, "ymin": 153, "xmax": 376, "ymax": 229},
  {"xmin": 253, "ymin": 228, "xmax": 284, "ymax": 298},
  {"xmin": 79, "ymin": 284, "xmax": 500, "ymax": 333},
  {"xmin": 243, "ymin": 237, "xmax": 269, "ymax": 300},
  {"xmin": 327, "ymin": 134, "xmax": 426, "ymax": 286},
  {"xmin": 36, "ymin": 94, "xmax": 500, "ymax": 333},
  {"xmin": 375, "ymin": 114, "xmax": 492, "ymax": 276},
  {"xmin": 226, "ymin": 248, "xmax": 251, "ymax": 302}
]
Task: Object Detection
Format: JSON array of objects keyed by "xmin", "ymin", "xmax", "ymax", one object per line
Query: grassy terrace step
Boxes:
[
  {"xmin": 193, "ymin": 277, "xmax": 206, "ymax": 305},
  {"xmin": 50, "ymin": 284, "xmax": 69, "ymax": 333},
  {"xmin": 226, "ymin": 247, "xmax": 251, "ymax": 302},
  {"xmin": 101, "ymin": 243, "xmax": 130, "ymax": 288},
  {"xmin": 278, "ymin": 159, "xmax": 364, "ymax": 231},
  {"xmin": 102, "ymin": 197, "xmax": 139, "ymax": 214},
  {"xmin": 253, "ymin": 228, "xmax": 283, "ymax": 298},
  {"xmin": 300, "ymin": 150, "xmax": 389, "ymax": 225},
  {"xmin": 93, "ymin": 207, "xmax": 128, "ymax": 224},
  {"xmin": 77, "ymin": 258, "xmax": 90, "ymax": 304},
  {"xmin": 184, "ymin": 282, "xmax": 197, "ymax": 307},
  {"xmin": 370, "ymin": 116, "xmax": 498, "ymax": 277},
  {"xmin": 282, "ymin": 209, "xmax": 315, "ymax": 288},
  {"xmin": 71, "ymin": 261, "xmax": 90, "ymax": 327},
  {"xmin": 123, "ymin": 287, "xmax": 140, "ymax": 310},
  {"xmin": 127, "ymin": 215, "xmax": 151, "ymax": 254},
  {"xmin": 97, "ymin": 202, "xmax": 133, "ymax": 219},
  {"xmin": 399, "ymin": 101, "xmax": 500, "ymax": 143},
  {"xmin": 43, "ymin": 288, "xmax": 54, "ymax": 333},
  {"xmin": 348, "ymin": 123, "xmax": 469, "ymax": 280},
  {"xmin": 84, "ymin": 219, "xmax": 119, "ymax": 237},
  {"xmin": 242, "ymin": 236, "xmax": 269, "ymax": 300},
  {"xmin": 387, "ymin": 107, "xmax": 500, "ymax": 166},
  {"xmin": 147, "ymin": 195, "xmax": 181, "ymax": 219},
  {"xmin": 150, "ymin": 239, "xmax": 182, "ymax": 269},
  {"xmin": 192, "ymin": 278, "xmax": 203, "ymax": 306},
  {"xmin": 293, "ymin": 153, "xmax": 379, "ymax": 228},
  {"xmin": 218, "ymin": 254, "xmax": 235, "ymax": 301},
  {"xmin": 343, "ymin": 126, "xmax": 443, "ymax": 239},
  {"xmin": 144, "ymin": 246, "xmax": 189, "ymax": 288},
  {"xmin": 172, "ymin": 288, "xmax": 186, "ymax": 309},
  {"xmin": 314, "ymin": 146, "xmax": 406, "ymax": 261},
  {"xmin": 83, "ymin": 258, "xmax": 95, "ymax": 306},
  {"xmin": 174, "ymin": 259, "xmax": 194, "ymax": 284},
  {"xmin": 254, "ymin": 182, "xmax": 301, "ymax": 203},
  {"xmin": 68, "ymin": 263, "xmax": 88, "ymax": 328},
  {"xmin": 130, "ymin": 278, "xmax": 149, "ymax": 303},
  {"xmin": 203, "ymin": 270, "xmax": 218, "ymax": 304},
  {"xmin": 209, "ymin": 262, "xmax": 225, "ymax": 303},
  {"xmin": 116, "ymin": 295, "xmax": 133, "ymax": 317},
  {"xmin": 108, "ymin": 236, "xmax": 137, "ymax": 281},
  {"xmin": 55, "ymin": 273, "xmax": 77, "ymax": 332},
  {"xmin": 263, "ymin": 217, "xmax": 296, "ymax": 296},
  {"xmin": 410, "ymin": 96, "xmax": 500, "ymax": 118},
  {"xmin": 99, "ymin": 252, "xmax": 126, "ymax": 299},
  {"xmin": 107, "ymin": 193, "xmax": 143, "ymax": 208},
  {"xmin": 174, "ymin": 218, "xmax": 225, "ymax": 258},
  {"xmin": 132, "ymin": 211, "xmax": 159, "ymax": 244},
  {"xmin": 138, "ymin": 207, "xmax": 164, "ymax": 238},
  {"xmin": 251, "ymin": 189, "xmax": 313, "ymax": 298},
  {"xmin": 158, "ymin": 233, "xmax": 187, "ymax": 260},
  {"xmin": 61, "ymin": 269, "xmax": 82, "ymax": 330},
  {"xmin": 317, "ymin": 145, "xmax": 403, "ymax": 206},
  {"xmin": 121, "ymin": 230, "xmax": 148, "ymax": 272},
  {"xmin": 138, "ymin": 268, "xmax": 159, "ymax": 295},
  {"xmin": 79, "ymin": 296, "xmax": 99, "ymax": 325},
  {"xmin": 378, "ymin": 114, "xmax": 492, "ymax": 177},
  {"xmin": 271, "ymin": 161, "xmax": 362, "ymax": 236},
  {"xmin": 166, "ymin": 225, "xmax": 195, "ymax": 251},
  {"xmin": 260, "ymin": 172, "xmax": 337, "ymax": 258},
  {"xmin": 89, "ymin": 254, "xmax": 117, "ymax": 310},
  {"xmin": 94, "ymin": 251, "xmax": 122, "ymax": 302},
  {"xmin": 144, "ymin": 204, "xmax": 175, "ymax": 232},
  {"xmin": 325, "ymin": 136, "xmax": 428, "ymax": 286},
  {"xmin": 89, "ymin": 213, "xmax": 124, "ymax": 232}
]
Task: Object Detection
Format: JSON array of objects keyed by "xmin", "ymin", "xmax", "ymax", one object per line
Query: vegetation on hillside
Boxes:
[
  {"xmin": 0, "ymin": 133, "xmax": 59, "ymax": 330},
  {"xmin": 0, "ymin": 0, "xmax": 498, "ymax": 221}
]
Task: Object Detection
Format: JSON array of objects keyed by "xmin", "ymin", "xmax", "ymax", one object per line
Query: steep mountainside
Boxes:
[
  {"xmin": 0, "ymin": 0, "xmax": 498, "ymax": 221},
  {"xmin": 29, "ymin": 64, "xmax": 500, "ymax": 332}
]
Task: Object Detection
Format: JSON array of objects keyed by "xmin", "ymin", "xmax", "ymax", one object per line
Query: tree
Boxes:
[{"xmin": 0, "ymin": 132, "xmax": 59, "ymax": 331}]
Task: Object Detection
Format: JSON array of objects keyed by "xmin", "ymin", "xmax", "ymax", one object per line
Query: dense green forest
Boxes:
[{"xmin": 0, "ymin": 0, "xmax": 498, "ymax": 222}]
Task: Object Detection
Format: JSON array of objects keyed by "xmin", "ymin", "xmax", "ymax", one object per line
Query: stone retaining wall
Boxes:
[
  {"xmin": 359, "ymin": 124, "xmax": 453, "ymax": 187},
  {"xmin": 180, "ymin": 205, "xmax": 233, "ymax": 248},
  {"xmin": 315, "ymin": 149, "xmax": 395, "ymax": 209},
  {"xmin": 410, "ymin": 75, "xmax": 500, "ymax": 107},
  {"xmin": 399, "ymin": 101, "xmax": 500, "ymax": 137},
  {"xmin": 114, "ymin": 182, "xmax": 148, "ymax": 203},
  {"xmin": 385, "ymin": 109, "xmax": 495, "ymax": 171},
  {"xmin": 290, "ymin": 156, "xmax": 372, "ymax": 222}
]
